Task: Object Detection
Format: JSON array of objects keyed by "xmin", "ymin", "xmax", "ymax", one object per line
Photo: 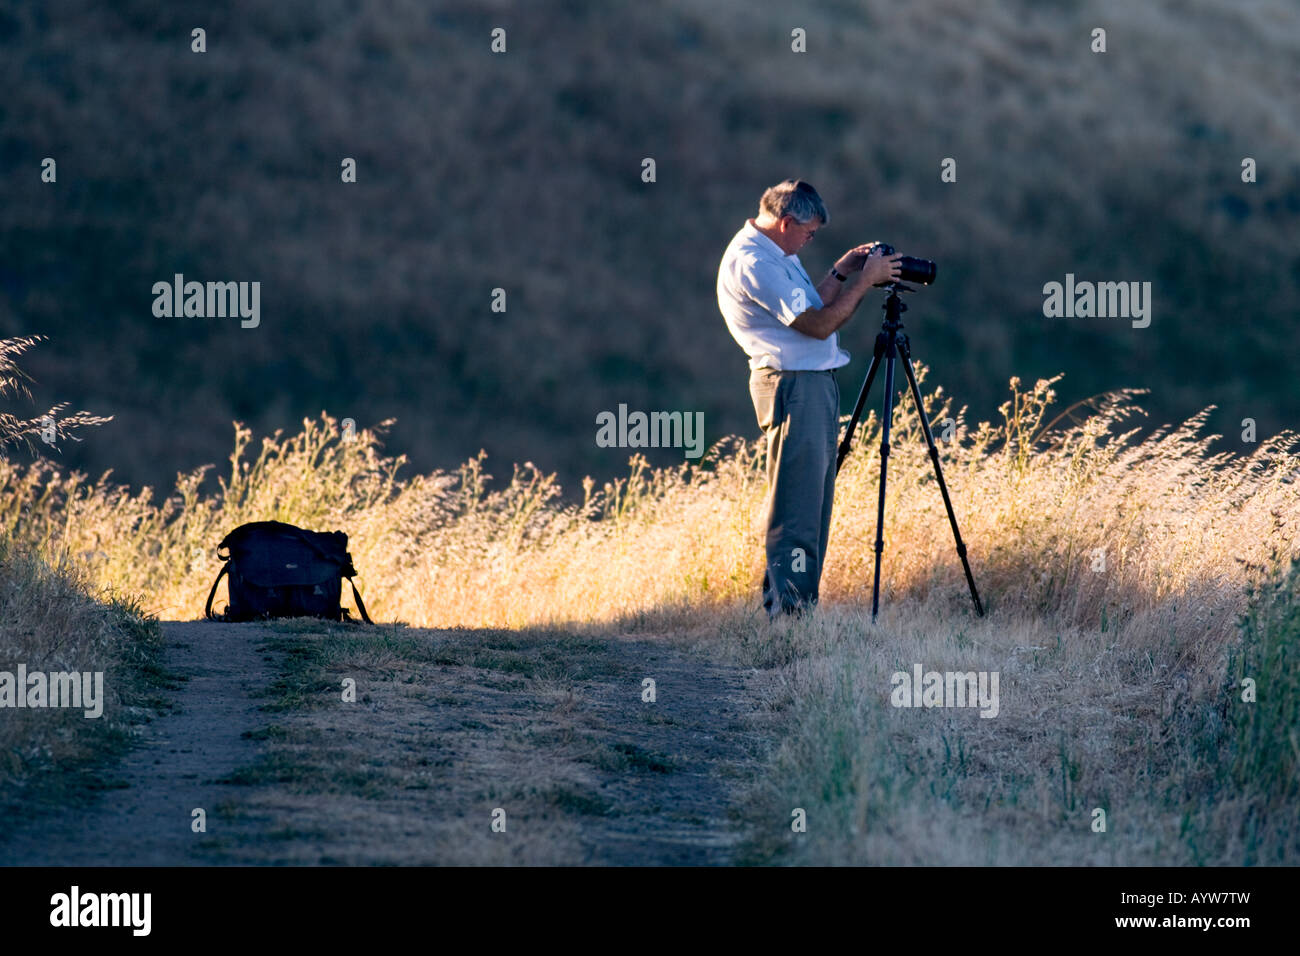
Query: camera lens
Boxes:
[
  {"xmin": 871, "ymin": 244, "xmax": 936, "ymax": 286},
  {"xmin": 898, "ymin": 256, "xmax": 936, "ymax": 285}
]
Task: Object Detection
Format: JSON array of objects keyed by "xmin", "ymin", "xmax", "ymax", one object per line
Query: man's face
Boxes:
[{"xmin": 776, "ymin": 215, "xmax": 822, "ymax": 255}]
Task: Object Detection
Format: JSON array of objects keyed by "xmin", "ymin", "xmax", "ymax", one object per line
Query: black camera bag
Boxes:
[{"xmin": 204, "ymin": 520, "xmax": 373, "ymax": 624}]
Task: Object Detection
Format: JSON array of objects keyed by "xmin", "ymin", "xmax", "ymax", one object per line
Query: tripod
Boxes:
[{"xmin": 836, "ymin": 284, "xmax": 984, "ymax": 621}]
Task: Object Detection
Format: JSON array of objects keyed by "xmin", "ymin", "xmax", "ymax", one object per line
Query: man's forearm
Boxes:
[
  {"xmin": 816, "ymin": 268, "xmax": 844, "ymax": 306},
  {"xmin": 789, "ymin": 272, "xmax": 872, "ymax": 340}
]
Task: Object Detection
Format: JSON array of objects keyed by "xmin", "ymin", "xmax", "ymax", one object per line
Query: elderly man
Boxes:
[{"xmin": 717, "ymin": 179, "xmax": 901, "ymax": 619}]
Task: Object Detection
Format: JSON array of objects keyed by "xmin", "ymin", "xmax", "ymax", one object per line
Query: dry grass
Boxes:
[
  {"xmin": 0, "ymin": 335, "xmax": 110, "ymax": 460},
  {"xmin": 1, "ymin": 365, "xmax": 1296, "ymax": 862},
  {"xmin": 0, "ymin": 334, "xmax": 164, "ymax": 828},
  {"xmin": 0, "ymin": 536, "xmax": 170, "ymax": 830},
  {"xmin": 719, "ymin": 581, "xmax": 1296, "ymax": 865},
  {"xmin": 7, "ymin": 366, "xmax": 1294, "ymax": 637}
]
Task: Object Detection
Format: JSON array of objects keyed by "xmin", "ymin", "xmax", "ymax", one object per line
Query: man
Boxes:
[{"xmin": 717, "ymin": 179, "xmax": 901, "ymax": 619}]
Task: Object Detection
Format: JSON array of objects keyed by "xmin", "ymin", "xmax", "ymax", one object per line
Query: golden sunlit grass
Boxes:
[
  {"xmin": 8, "ymin": 366, "xmax": 1294, "ymax": 638},
  {"xmin": 3, "ymin": 367, "xmax": 1297, "ymax": 863}
]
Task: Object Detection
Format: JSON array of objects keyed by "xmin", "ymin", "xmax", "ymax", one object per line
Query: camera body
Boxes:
[{"xmin": 872, "ymin": 243, "xmax": 937, "ymax": 286}]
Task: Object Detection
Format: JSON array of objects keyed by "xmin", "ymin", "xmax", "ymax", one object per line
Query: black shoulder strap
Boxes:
[
  {"xmin": 347, "ymin": 577, "xmax": 373, "ymax": 624},
  {"xmin": 205, "ymin": 563, "xmax": 230, "ymax": 621}
]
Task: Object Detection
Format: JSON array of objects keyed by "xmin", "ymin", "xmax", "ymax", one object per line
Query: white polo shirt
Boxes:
[{"xmin": 717, "ymin": 219, "xmax": 850, "ymax": 371}]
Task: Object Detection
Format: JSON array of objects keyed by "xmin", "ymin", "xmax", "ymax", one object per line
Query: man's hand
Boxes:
[
  {"xmin": 833, "ymin": 242, "xmax": 882, "ymax": 274},
  {"xmin": 861, "ymin": 247, "xmax": 903, "ymax": 286}
]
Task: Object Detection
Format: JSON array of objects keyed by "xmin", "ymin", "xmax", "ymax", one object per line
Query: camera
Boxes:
[{"xmin": 872, "ymin": 243, "xmax": 936, "ymax": 286}]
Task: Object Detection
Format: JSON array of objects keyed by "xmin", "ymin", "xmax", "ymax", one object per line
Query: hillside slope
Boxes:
[{"xmin": 1, "ymin": 0, "xmax": 1296, "ymax": 494}]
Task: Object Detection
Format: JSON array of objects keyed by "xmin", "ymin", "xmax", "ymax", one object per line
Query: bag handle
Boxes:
[{"xmin": 204, "ymin": 563, "xmax": 230, "ymax": 621}]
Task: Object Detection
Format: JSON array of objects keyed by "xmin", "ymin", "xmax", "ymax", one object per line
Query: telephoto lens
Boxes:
[
  {"xmin": 898, "ymin": 256, "xmax": 936, "ymax": 285},
  {"xmin": 873, "ymin": 244, "xmax": 937, "ymax": 286}
]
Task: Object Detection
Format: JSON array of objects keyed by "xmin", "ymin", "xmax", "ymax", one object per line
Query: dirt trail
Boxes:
[
  {"xmin": 0, "ymin": 622, "xmax": 277, "ymax": 865},
  {"xmin": 1, "ymin": 621, "xmax": 776, "ymax": 866},
  {"xmin": 542, "ymin": 633, "xmax": 771, "ymax": 865}
]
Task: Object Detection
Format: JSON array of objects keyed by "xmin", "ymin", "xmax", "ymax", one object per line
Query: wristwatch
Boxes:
[{"xmin": 830, "ymin": 267, "xmax": 848, "ymax": 282}]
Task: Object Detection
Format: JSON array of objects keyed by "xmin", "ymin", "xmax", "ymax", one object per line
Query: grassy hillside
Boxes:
[{"xmin": 1, "ymin": 0, "xmax": 1297, "ymax": 496}]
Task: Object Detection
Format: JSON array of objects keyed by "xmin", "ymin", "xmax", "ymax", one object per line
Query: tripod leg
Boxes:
[
  {"xmin": 896, "ymin": 344, "xmax": 985, "ymax": 617},
  {"xmin": 836, "ymin": 333, "xmax": 886, "ymax": 473},
  {"xmin": 871, "ymin": 346, "xmax": 897, "ymax": 623}
]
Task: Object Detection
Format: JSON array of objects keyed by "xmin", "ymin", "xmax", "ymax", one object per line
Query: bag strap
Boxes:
[
  {"xmin": 346, "ymin": 576, "xmax": 373, "ymax": 624},
  {"xmin": 204, "ymin": 563, "xmax": 230, "ymax": 621}
]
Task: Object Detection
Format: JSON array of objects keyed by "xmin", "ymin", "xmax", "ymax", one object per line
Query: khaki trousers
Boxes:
[{"xmin": 748, "ymin": 368, "xmax": 839, "ymax": 618}]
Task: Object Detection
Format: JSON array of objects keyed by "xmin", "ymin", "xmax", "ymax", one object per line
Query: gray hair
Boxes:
[{"xmin": 759, "ymin": 179, "xmax": 829, "ymax": 226}]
